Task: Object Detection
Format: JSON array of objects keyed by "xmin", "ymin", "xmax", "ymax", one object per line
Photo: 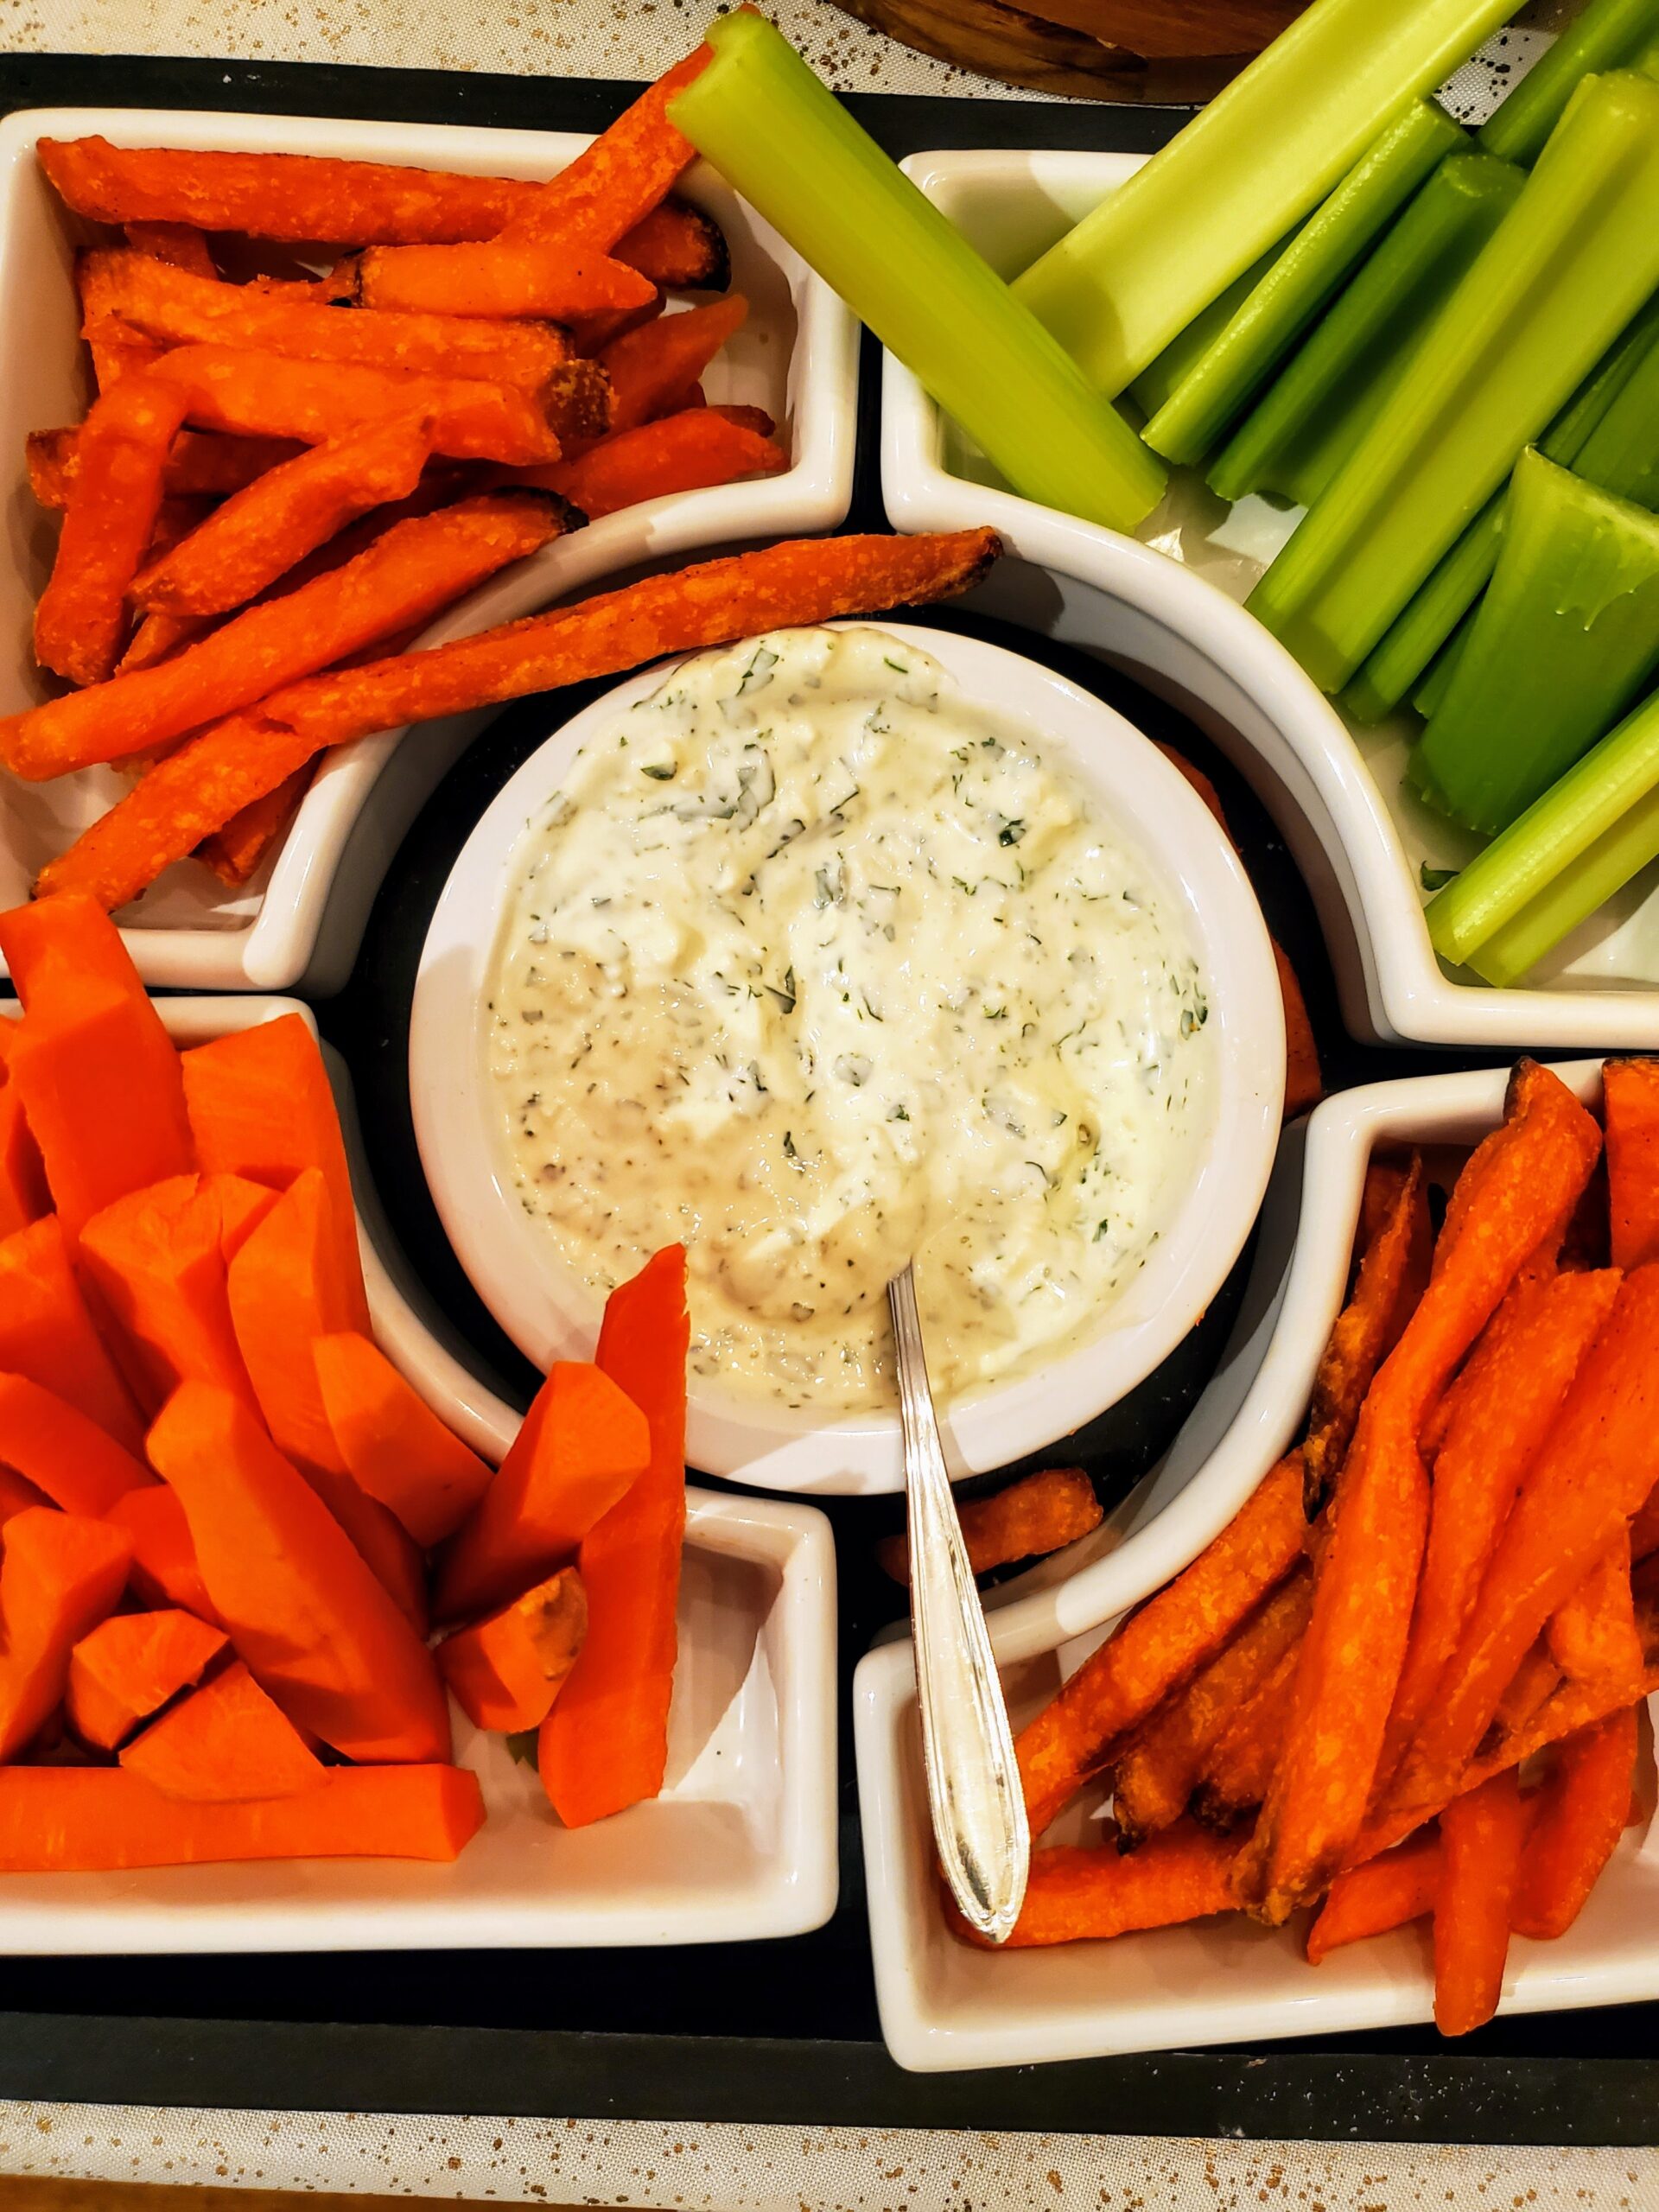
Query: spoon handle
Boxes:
[{"xmin": 888, "ymin": 1263, "xmax": 1030, "ymax": 1944}]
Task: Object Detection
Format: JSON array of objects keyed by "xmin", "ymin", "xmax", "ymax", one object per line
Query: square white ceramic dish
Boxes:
[
  {"xmin": 855, "ymin": 1058, "xmax": 1659, "ymax": 2070},
  {"xmin": 0, "ymin": 105, "xmax": 859, "ymax": 992},
  {"xmin": 882, "ymin": 148, "xmax": 1659, "ymax": 1053},
  {"xmin": 0, "ymin": 997, "xmax": 839, "ymax": 1950}
]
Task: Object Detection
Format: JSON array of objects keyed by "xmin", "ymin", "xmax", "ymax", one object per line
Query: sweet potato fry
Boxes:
[
  {"xmin": 33, "ymin": 371, "xmax": 191, "ymax": 684},
  {"xmin": 1547, "ymin": 1529, "xmax": 1643, "ymax": 1684},
  {"xmin": 599, "ymin": 296, "xmax": 748, "ymax": 435},
  {"xmin": 1433, "ymin": 1766, "xmax": 1526, "ymax": 2037},
  {"xmin": 1493, "ymin": 1637, "xmax": 1566, "ymax": 1738},
  {"xmin": 1016, "ymin": 1452, "xmax": 1308, "ymax": 1840},
  {"xmin": 614, "ymin": 197, "xmax": 729, "ymax": 290},
  {"xmin": 1301, "ymin": 1154, "xmax": 1431, "ymax": 1514},
  {"xmin": 26, "ymin": 423, "xmax": 296, "ymax": 524},
  {"xmin": 9, "ymin": 489, "xmax": 567, "ymax": 783},
  {"xmin": 511, "ymin": 49, "xmax": 711, "ymax": 251},
  {"xmin": 536, "ymin": 408, "xmax": 785, "ymax": 520},
  {"xmin": 876, "ymin": 1465, "xmax": 1103, "ymax": 1586},
  {"xmin": 348, "ymin": 238, "xmax": 654, "ymax": 322},
  {"xmin": 1510, "ymin": 1705, "xmax": 1638, "ymax": 1940},
  {"xmin": 133, "ymin": 412, "xmax": 435, "ymax": 618},
  {"xmin": 1634, "ymin": 1486, "xmax": 1659, "ymax": 1564},
  {"xmin": 77, "ymin": 246, "xmax": 163, "ymax": 390},
  {"xmin": 1193, "ymin": 1639, "xmax": 1300, "ymax": 1829},
  {"xmin": 1112, "ymin": 1567, "xmax": 1312, "ymax": 1850},
  {"xmin": 1236, "ymin": 1063, "xmax": 1605, "ymax": 1923},
  {"xmin": 197, "ymin": 767, "xmax": 313, "ymax": 887},
  {"xmin": 1306, "ymin": 1827, "xmax": 1440, "ymax": 1963},
  {"xmin": 38, "ymin": 528, "xmax": 1001, "ymax": 912},
  {"xmin": 124, "ymin": 220, "xmax": 216, "ymax": 276},
  {"xmin": 1605, "ymin": 1059, "xmax": 1659, "ymax": 1272},
  {"xmin": 957, "ymin": 1821, "xmax": 1243, "ymax": 1949}
]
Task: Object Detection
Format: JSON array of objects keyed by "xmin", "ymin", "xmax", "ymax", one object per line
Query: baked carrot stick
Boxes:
[
  {"xmin": 877, "ymin": 1465, "xmax": 1103, "ymax": 1586},
  {"xmin": 66, "ymin": 1608, "xmax": 227, "ymax": 1751},
  {"xmin": 1192, "ymin": 1639, "xmax": 1300, "ymax": 1829},
  {"xmin": 196, "ymin": 766, "xmax": 313, "ymax": 887},
  {"xmin": 1433, "ymin": 1767, "xmax": 1526, "ymax": 2037},
  {"xmin": 0, "ymin": 1508, "xmax": 133, "ymax": 1761},
  {"xmin": 6, "ymin": 490, "xmax": 568, "ymax": 781},
  {"xmin": 1306, "ymin": 1827, "xmax": 1440, "ymax": 1964},
  {"xmin": 436, "ymin": 1566, "xmax": 587, "ymax": 1732},
  {"xmin": 37, "ymin": 528, "xmax": 1001, "ymax": 912},
  {"xmin": 537, "ymin": 407, "xmax": 785, "ymax": 519},
  {"xmin": 124, "ymin": 219, "xmax": 216, "ymax": 276},
  {"xmin": 956, "ymin": 1821, "xmax": 1244, "ymax": 1949},
  {"xmin": 1016, "ymin": 1452, "xmax": 1308, "ymax": 1840},
  {"xmin": 121, "ymin": 1658, "xmax": 324, "ymax": 1801},
  {"xmin": 132, "ymin": 412, "xmax": 435, "ymax": 618},
  {"xmin": 1510, "ymin": 1704, "xmax": 1638, "ymax": 1941},
  {"xmin": 32, "ymin": 371, "xmax": 190, "ymax": 684},
  {"xmin": 1547, "ymin": 1529, "xmax": 1643, "ymax": 1685},
  {"xmin": 1605, "ymin": 1058, "xmax": 1659, "ymax": 1272}
]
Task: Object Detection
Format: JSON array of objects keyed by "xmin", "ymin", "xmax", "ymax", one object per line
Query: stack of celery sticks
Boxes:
[{"xmin": 671, "ymin": 0, "xmax": 1659, "ymax": 990}]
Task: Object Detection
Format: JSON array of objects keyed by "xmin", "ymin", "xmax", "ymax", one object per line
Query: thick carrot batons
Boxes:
[
  {"xmin": 0, "ymin": 1762, "xmax": 485, "ymax": 1870},
  {"xmin": 1433, "ymin": 1767, "xmax": 1526, "ymax": 2037},
  {"xmin": 1306, "ymin": 1828, "xmax": 1441, "ymax": 1964},
  {"xmin": 0, "ymin": 1217, "xmax": 144, "ymax": 1452},
  {"xmin": 313, "ymin": 1332, "xmax": 493, "ymax": 1547},
  {"xmin": 438, "ymin": 1567, "xmax": 588, "ymax": 1732},
  {"xmin": 0, "ymin": 1090, "xmax": 49, "ymax": 1240},
  {"xmin": 877, "ymin": 1465, "xmax": 1103, "ymax": 1586},
  {"xmin": 66, "ymin": 1607, "xmax": 227, "ymax": 1751},
  {"xmin": 1605, "ymin": 1059, "xmax": 1659, "ymax": 1271},
  {"xmin": 0, "ymin": 1372, "xmax": 154, "ymax": 1517},
  {"xmin": 1510, "ymin": 1706, "xmax": 1638, "ymax": 1941},
  {"xmin": 0, "ymin": 1508, "xmax": 131, "ymax": 1762},
  {"xmin": 108, "ymin": 1483, "xmax": 220, "ymax": 1624},
  {"xmin": 539, "ymin": 1245, "xmax": 690, "ymax": 1828},
  {"xmin": 147, "ymin": 1382, "xmax": 450, "ymax": 1764},
  {"xmin": 227, "ymin": 1166, "xmax": 367, "ymax": 1476},
  {"xmin": 122, "ymin": 1659, "xmax": 324, "ymax": 1801},
  {"xmin": 0, "ymin": 1472, "xmax": 48, "ymax": 1528},
  {"xmin": 970, "ymin": 1821, "xmax": 1244, "ymax": 1950}
]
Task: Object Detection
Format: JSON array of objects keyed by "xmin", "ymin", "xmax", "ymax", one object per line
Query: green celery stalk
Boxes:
[
  {"xmin": 1248, "ymin": 71, "xmax": 1659, "ymax": 693},
  {"xmin": 1009, "ymin": 0, "xmax": 1517, "ymax": 397},
  {"xmin": 1343, "ymin": 296, "xmax": 1659, "ymax": 719},
  {"xmin": 1411, "ymin": 618, "xmax": 1469, "ymax": 721},
  {"xmin": 668, "ymin": 12, "xmax": 1166, "ymax": 531},
  {"xmin": 1142, "ymin": 101, "xmax": 1464, "ymax": 467},
  {"xmin": 1207, "ymin": 149, "xmax": 1522, "ymax": 509},
  {"xmin": 1426, "ymin": 687, "xmax": 1659, "ymax": 966},
  {"xmin": 1128, "ymin": 247, "xmax": 1281, "ymax": 421},
  {"xmin": 1467, "ymin": 778, "xmax": 1659, "ymax": 984},
  {"xmin": 1573, "ymin": 323, "xmax": 1659, "ymax": 508},
  {"xmin": 1408, "ymin": 450, "xmax": 1659, "ymax": 832},
  {"xmin": 1478, "ymin": 0, "xmax": 1659, "ymax": 163}
]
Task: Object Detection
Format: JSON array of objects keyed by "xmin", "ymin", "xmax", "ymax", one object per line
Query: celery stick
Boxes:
[
  {"xmin": 1427, "ymin": 687, "xmax": 1659, "ymax": 964},
  {"xmin": 1412, "ymin": 619, "xmax": 1469, "ymax": 721},
  {"xmin": 1142, "ymin": 102, "xmax": 1463, "ymax": 467},
  {"xmin": 1409, "ymin": 452, "xmax": 1659, "ymax": 832},
  {"xmin": 1343, "ymin": 296, "xmax": 1659, "ymax": 719},
  {"xmin": 1573, "ymin": 324, "xmax": 1659, "ymax": 508},
  {"xmin": 1469, "ymin": 779, "xmax": 1659, "ymax": 984},
  {"xmin": 1010, "ymin": 0, "xmax": 1517, "ymax": 397},
  {"xmin": 1248, "ymin": 72, "xmax": 1659, "ymax": 693},
  {"xmin": 1478, "ymin": 0, "xmax": 1659, "ymax": 164},
  {"xmin": 1128, "ymin": 248, "xmax": 1280, "ymax": 421},
  {"xmin": 1208, "ymin": 150, "xmax": 1521, "ymax": 509},
  {"xmin": 669, "ymin": 13, "xmax": 1166, "ymax": 531}
]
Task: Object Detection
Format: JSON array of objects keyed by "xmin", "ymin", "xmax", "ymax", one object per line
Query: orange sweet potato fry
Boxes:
[
  {"xmin": 1493, "ymin": 1637, "xmax": 1565, "ymax": 1737},
  {"xmin": 537, "ymin": 408, "xmax": 786, "ymax": 520},
  {"xmin": 1547, "ymin": 1529, "xmax": 1643, "ymax": 1685},
  {"xmin": 132, "ymin": 412, "xmax": 436, "ymax": 619},
  {"xmin": 0, "ymin": 1217, "xmax": 144, "ymax": 1452},
  {"xmin": 1301, "ymin": 1153, "xmax": 1431, "ymax": 1513},
  {"xmin": 77, "ymin": 245, "xmax": 165, "ymax": 391},
  {"xmin": 877, "ymin": 1465, "xmax": 1103, "ymax": 1586},
  {"xmin": 613, "ymin": 197, "xmax": 728, "ymax": 290},
  {"xmin": 0, "ymin": 1507, "xmax": 132, "ymax": 1760},
  {"xmin": 437, "ymin": 1566, "xmax": 588, "ymax": 1732},
  {"xmin": 1510, "ymin": 1704, "xmax": 1638, "ymax": 1940},
  {"xmin": 1605, "ymin": 1059, "xmax": 1659, "ymax": 1272},
  {"xmin": 29, "ymin": 424, "xmax": 304, "ymax": 513},
  {"xmin": 1306, "ymin": 1827, "xmax": 1440, "ymax": 1963},
  {"xmin": 1634, "ymin": 1487, "xmax": 1659, "ymax": 1564},
  {"xmin": 32, "ymin": 371, "xmax": 190, "ymax": 684},
  {"xmin": 1433, "ymin": 1766, "xmax": 1526, "ymax": 2037},
  {"xmin": 5, "ymin": 490, "xmax": 569, "ymax": 782},
  {"xmin": 121, "ymin": 1658, "xmax": 324, "ymax": 1801},
  {"xmin": 0, "ymin": 1762, "xmax": 484, "ymax": 1870},
  {"xmin": 1192, "ymin": 1639, "xmax": 1300, "ymax": 1829},
  {"xmin": 197, "ymin": 766, "xmax": 314, "ymax": 887},
  {"xmin": 313, "ymin": 1331, "xmax": 493, "ymax": 1547},
  {"xmin": 512, "ymin": 49, "xmax": 712, "ymax": 251},
  {"xmin": 957, "ymin": 1820, "xmax": 1244, "ymax": 1949},
  {"xmin": 1016, "ymin": 1452, "xmax": 1309, "ymax": 1840},
  {"xmin": 37, "ymin": 529, "xmax": 1001, "ymax": 914},
  {"xmin": 124, "ymin": 220, "xmax": 216, "ymax": 276},
  {"xmin": 0, "ymin": 1372, "xmax": 153, "ymax": 1518},
  {"xmin": 66, "ymin": 1607, "xmax": 227, "ymax": 1751},
  {"xmin": 350, "ymin": 239, "xmax": 653, "ymax": 321},
  {"xmin": 598, "ymin": 296, "xmax": 747, "ymax": 435}
]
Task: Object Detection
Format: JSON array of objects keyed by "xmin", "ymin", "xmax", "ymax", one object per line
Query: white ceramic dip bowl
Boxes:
[{"xmin": 411, "ymin": 620, "xmax": 1284, "ymax": 1496}]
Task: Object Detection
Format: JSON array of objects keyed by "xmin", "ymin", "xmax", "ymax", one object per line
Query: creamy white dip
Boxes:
[{"xmin": 486, "ymin": 625, "xmax": 1211, "ymax": 1411}]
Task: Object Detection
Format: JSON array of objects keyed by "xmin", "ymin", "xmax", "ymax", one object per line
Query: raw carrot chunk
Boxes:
[
  {"xmin": 539, "ymin": 1247, "xmax": 689, "ymax": 1827},
  {"xmin": 438, "ymin": 1567, "xmax": 587, "ymax": 1732},
  {"xmin": 300, "ymin": 1460, "xmax": 429, "ymax": 1637},
  {"xmin": 0, "ymin": 1763, "xmax": 485, "ymax": 1870},
  {"xmin": 1306, "ymin": 1828, "xmax": 1441, "ymax": 1964},
  {"xmin": 66, "ymin": 1607, "xmax": 227, "ymax": 1751},
  {"xmin": 226, "ymin": 1166, "xmax": 362, "ymax": 1474},
  {"xmin": 0, "ymin": 889, "xmax": 141, "ymax": 1001},
  {"xmin": 107, "ymin": 1484, "xmax": 219, "ymax": 1624},
  {"xmin": 1510, "ymin": 1705, "xmax": 1638, "ymax": 1941},
  {"xmin": 0, "ymin": 1089, "xmax": 49, "ymax": 1240},
  {"xmin": 435, "ymin": 1362, "xmax": 651, "ymax": 1624},
  {"xmin": 181, "ymin": 1014, "xmax": 368, "ymax": 1331},
  {"xmin": 122, "ymin": 1659, "xmax": 324, "ymax": 1800},
  {"xmin": 0, "ymin": 1371, "xmax": 154, "ymax": 1517},
  {"xmin": 0, "ymin": 1471, "xmax": 48, "ymax": 1528},
  {"xmin": 1433, "ymin": 1767, "xmax": 1526, "ymax": 2037},
  {"xmin": 0, "ymin": 1217, "xmax": 144, "ymax": 1452},
  {"xmin": 146, "ymin": 1382, "xmax": 449, "ymax": 1764},
  {"xmin": 313, "ymin": 1331, "xmax": 493, "ymax": 1546},
  {"xmin": 0, "ymin": 1507, "xmax": 131, "ymax": 1760}
]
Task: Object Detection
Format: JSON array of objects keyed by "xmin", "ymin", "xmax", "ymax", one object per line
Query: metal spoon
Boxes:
[{"xmin": 887, "ymin": 1261, "xmax": 1029, "ymax": 1943}]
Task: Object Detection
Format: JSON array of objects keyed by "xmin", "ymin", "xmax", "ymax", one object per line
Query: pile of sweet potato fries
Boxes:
[
  {"xmin": 986, "ymin": 1058, "xmax": 1659, "ymax": 2037},
  {"xmin": 10, "ymin": 50, "xmax": 836, "ymax": 906}
]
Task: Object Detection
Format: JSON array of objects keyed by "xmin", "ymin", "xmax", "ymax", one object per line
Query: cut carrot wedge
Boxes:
[
  {"xmin": 0, "ymin": 1762, "xmax": 485, "ymax": 1870},
  {"xmin": 181, "ymin": 1013, "xmax": 368, "ymax": 1332},
  {"xmin": 313, "ymin": 1331, "xmax": 493, "ymax": 1547},
  {"xmin": 438, "ymin": 1567, "xmax": 588, "ymax": 1732},
  {"xmin": 1433, "ymin": 1767, "xmax": 1526, "ymax": 2037},
  {"xmin": 0, "ymin": 1471, "xmax": 48, "ymax": 1528},
  {"xmin": 0, "ymin": 1371, "xmax": 154, "ymax": 1517},
  {"xmin": 1306, "ymin": 1828, "xmax": 1440, "ymax": 1964},
  {"xmin": 226, "ymin": 1166, "xmax": 364, "ymax": 1476},
  {"xmin": 122, "ymin": 1658, "xmax": 324, "ymax": 1800},
  {"xmin": 0, "ymin": 889, "xmax": 138, "ymax": 1001},
  {"xmin": 957, "ymin": 1821, "xmax": 1244, "ymax": 1949},
  {"xmin": 1510, "ymin": 1704, "xmax": 1638, "ymax": 1941},
  {"xmin": 66, "ymin": 1607, "xmax": 227, "ymax": 1751},
  {"xmin": 435, "ymin": 1362, "xmax": 649, "ymax": 1624},
  {"xmin": 0, "ymin": 1217, "xmax": 144, "ymax": 1452},
  {"xmin": 147, "ymin": 1382, "xmax": 450, "ymax": 1764},
  {"xmin": 0, "ymin": 1090, "xmax": 49, "ymax": 1241},
  {"xmin": 0, "ymin": 1507, "xmax": 131, "ymax": 1761},
  {"xmin": 1605, "ymin": 1059, "xmax": 1659, "ymax": 1272},
  {"xmin": 539, "ymin": 1246, "xmax": 690, "ymax": 1827},
  {"xmin": 107, "ymin": 1483, "xmax": 220, "ymax": 1625},
  {"xmin": 300, "ymin": 1460, "xmax": 429, "ymax": 1637}
]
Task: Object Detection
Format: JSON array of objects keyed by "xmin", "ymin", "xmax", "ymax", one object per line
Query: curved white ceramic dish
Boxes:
[
  {"xmin": 0, "ymin": 997, "xmax": 839, "ymax": 1953},
  {"xmin": 0, "ymin": 105, "xmax": 859, "ymax": 992},
  {"xmin": 854, "ymin": 1058, "xmax": 1659, "ymax": 2072},
  {"xmin": 884, "ymin": 148, "xmax": 1659, "ymax": 1052},
  {"xmin": 410, "ymin": 618, "xmax": 1284, "ymax": 1497}
]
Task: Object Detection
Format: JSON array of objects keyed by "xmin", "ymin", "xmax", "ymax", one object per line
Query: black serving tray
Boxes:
[{"xmin": 1, "ymin": 48, "xmax": 1656, "ymax": 2148}]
